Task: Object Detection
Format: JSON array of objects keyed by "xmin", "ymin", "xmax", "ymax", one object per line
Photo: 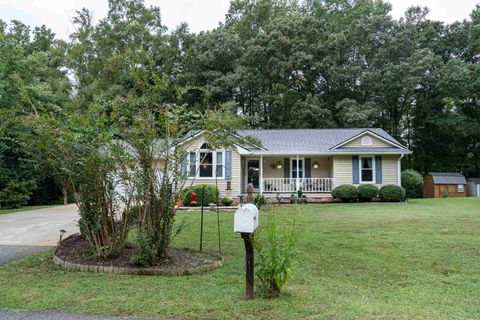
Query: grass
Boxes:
[
  {"xmin": 1, "ymin": 198, "xmax": 480, "ymax": 319},
  {"xmin": 0, "ymin": 205, "xmax": 60, "ymax": 215}
]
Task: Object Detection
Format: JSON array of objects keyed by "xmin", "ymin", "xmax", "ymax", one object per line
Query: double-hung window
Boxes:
[
  {"xmin": 188, "ymin": 152, "xmax": 196, "ymax": 177},
  {"xmin": 189, "ymin": 143, "xmax": 224, "ymax": 178},
  {"xmin": 360, "ymin": 156, "xmax": 374, "ymax": 183},
  {"xmin": 199, "ymin": 151, "xmax": 213, "ymax": 177},
  {"xmin": 216, "ymin": 152, "xmax": 223, "ymax": 177}
]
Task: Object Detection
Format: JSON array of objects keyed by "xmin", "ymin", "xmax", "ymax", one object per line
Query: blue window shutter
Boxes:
[
  {"xmin": 284, "ymin": 158, "xmax": 290, "ymax": 178},
  {"xmin": 225, "ymin": 150, "xmax": 232, "ymax": 180},
  {"xmin": 305, "ymin": 158, "xmax": 311, "ymax": 178},
  {"xmin": 352, "ymin": 156, "xmax": 359, "ymax": 184},
  {"xmin": 375, "ymin": 155, "xmax": 382, "ymax": 184}
]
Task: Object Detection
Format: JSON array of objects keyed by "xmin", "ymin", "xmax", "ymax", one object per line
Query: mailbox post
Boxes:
[{"xmin": 234, "ymin": 203, "xmax": 259, "ymax": 300}]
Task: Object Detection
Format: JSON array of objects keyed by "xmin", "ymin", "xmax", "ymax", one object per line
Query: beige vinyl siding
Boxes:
[
  {"xmin": 333, "ymin": 155, "xmax": 353, "ymax": 187},
  {"xmin": 343, "ymin": 134, "xmax": 392, "ymax": 147},
  {"xmin": 333, "ymin": 155, "xmax": 399, "ymax": 187},
  {"xmin": 381, "ymin": 155, "xmax": 398, "ymax": 185},
  {"xmin": 181, "ymin": 133, "xmax": 241, "ymax": 198}
]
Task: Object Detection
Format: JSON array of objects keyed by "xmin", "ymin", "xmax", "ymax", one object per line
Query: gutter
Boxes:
[{"xmin": 246, "ymin": 150, "xmax": 413, "ymax": 156}]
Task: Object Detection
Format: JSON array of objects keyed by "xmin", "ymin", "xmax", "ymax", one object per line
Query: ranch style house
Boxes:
[{"xmin": 178, "ymin": 129, "xmax": 412, "ymax": 200}]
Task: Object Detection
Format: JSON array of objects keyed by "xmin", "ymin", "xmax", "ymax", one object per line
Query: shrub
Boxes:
[
  {"xmin": 255, "ymin": 212, "xmax": 298, "ymax": 298},
  {"xmin": 254, "ymin": 193, "xmax": 267, "ymax": 208},
  {"xmin": 0, "ymin": 179, "xmax": 35, "ymax": 208},
  {"xmin": 357, "ymin": 184, "xmax": 378, "ymax": 202},
  {"xmin": 401, "ymin": 169, "xmax": 423, "ymax": 199},
  {"xmin": 221, "ymin": 196, "xmax": 234, "ymax": 206},
  {"xmin": 379, "ymin": 184, "xmax": 406, "ymax": 202},
  {"xmin": 182, "ymin": 184, "xmax": 219, "ymax": 206},
  {"xmin": 331, "ymin": 184, "xmax": 358, "ymax": 202}
]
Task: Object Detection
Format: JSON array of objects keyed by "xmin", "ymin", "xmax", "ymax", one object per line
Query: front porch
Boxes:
[{"xmin": 241, "ymin": 155, "xmax": 334, "ymax": 195}]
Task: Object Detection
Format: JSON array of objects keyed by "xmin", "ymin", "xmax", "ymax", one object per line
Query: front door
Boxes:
[{"xmin": 247, "ymin": 159, "xmax": 260, "ymax": 189}]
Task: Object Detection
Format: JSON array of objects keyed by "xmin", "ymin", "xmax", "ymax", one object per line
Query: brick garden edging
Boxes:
[{"xmin": 52, "ymin": 251, "xmax": 223, "ymax": 276}]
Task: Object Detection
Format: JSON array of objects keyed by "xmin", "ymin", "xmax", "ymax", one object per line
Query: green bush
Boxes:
[
  {"xmin": 221, "ymin": 196, "xmax": 234, "ymax": 206},
  {"xmin": 255, "ymin": 212, "xmax": 298, "ymax": 298},
  {"xmin": 379, "ymin": 184, "xmax": 406, "ymax": 202},
  {"xmin": 401, "ymin": 169, "xmax": 423, "ymax": 199},
  {"xmin": 182, "ymin": 184, "xmax": 219, "ymax": 206},
  {"xmin": 357, "ymin": 184, "xmax": 378, "ymax": 202},
  {"xmin": 331, "ymin": 184, "xmax": 358, "ymax": 202},
  {"xmin": 0, "ymin": 179, "xmax": 36, "ymax": 208},
  {"xmin": 254, "ymin": 193, "xmax": 267, "ymax": 208}
]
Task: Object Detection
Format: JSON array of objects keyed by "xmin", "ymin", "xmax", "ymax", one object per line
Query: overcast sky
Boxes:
[{"xmin": 0, "ymin": 0, "xmax": 479, "ymax": 39}]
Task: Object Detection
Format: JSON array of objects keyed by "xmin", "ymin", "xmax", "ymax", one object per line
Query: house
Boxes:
[
  {"xmin": 423, "ymin": 172, "xmax": 467, "ymax": 198},
  {"xmin": 178, "ymin": 128, "xmax": 411, "ymax": 200},
  {"xmin": 467, "ymin": 178, "xmax": 480, "ymax": 197}
]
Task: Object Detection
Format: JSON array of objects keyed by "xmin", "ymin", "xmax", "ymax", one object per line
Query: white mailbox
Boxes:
[{"xmin": 234, "ymin": 203, "xmax": 259, "ymax": 233}]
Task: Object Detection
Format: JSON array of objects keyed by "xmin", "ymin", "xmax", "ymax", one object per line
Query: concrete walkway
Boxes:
[
  {"xmin": 0, "ymin": 205, "xmax": 79, "ymax": 246},
  {"xmin": 0, "ymin": 310, "xmax": 160, "ymax": 320}
]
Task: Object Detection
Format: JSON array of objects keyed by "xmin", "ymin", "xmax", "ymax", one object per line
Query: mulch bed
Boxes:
[{"xmin": 55, "ymin": 234, "xmax": 222, "ymax": 274}]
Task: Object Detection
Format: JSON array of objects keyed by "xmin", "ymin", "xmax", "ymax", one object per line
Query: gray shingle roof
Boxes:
[
  {"xmin": 429, "ymin": 172, "xmax": 467, "ymax": 184},
  {"xmin": 237, "ymin": 128, "xmax": 407, "ymax": 154},
  {"xmin": 467, "ymin": 178, "xmax": 480, "ymax": 184}
]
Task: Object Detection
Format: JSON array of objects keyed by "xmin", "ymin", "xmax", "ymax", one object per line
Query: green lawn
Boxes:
[
  {"xmin": 0, "ymin": 205, "xmax": 60, "ymax": 215},
  {"xmin": 1, "ymin": 198, "xmax": 479, "ymax": 319}
]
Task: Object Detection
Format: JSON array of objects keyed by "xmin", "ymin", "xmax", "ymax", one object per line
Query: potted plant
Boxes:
[
  {"xmin": 270, "ymin": 160, "xmax": 283, "ymax": 169},
  {"xmin": 312, "ymin": 160, "xmax": 320, "ymax": 169}
]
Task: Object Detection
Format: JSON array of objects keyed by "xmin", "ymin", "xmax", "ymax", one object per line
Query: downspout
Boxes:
[{"xmin": 397, "ymin": 154, "xmax": 404, "ymax": 185}]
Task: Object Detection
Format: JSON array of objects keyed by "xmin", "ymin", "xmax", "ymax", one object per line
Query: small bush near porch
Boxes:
[{"xmin": 1, "ymin": 198, "xmax": 479, "ymax": 319}]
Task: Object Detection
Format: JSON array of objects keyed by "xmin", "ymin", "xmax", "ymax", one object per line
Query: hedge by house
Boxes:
[
  {"xmin": 379, "ymin": 185, "xmax": 406, "ymax": 202},
  {"xmin": 331, "ymin": 184, "xmax": 358, "ymax": 202},
  {"xmin": 357, "ymin": 184, "xmax": 378, "ymax": 202},
  {"xmin": 182, "ymin": 184, "xmax": 219, "ymax": 206},
  {"xmin": 401, "ymin": 169, "xmax": 423, "ymax": 199}
]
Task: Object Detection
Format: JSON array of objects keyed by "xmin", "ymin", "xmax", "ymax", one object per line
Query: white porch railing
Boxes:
[{"xmin": 263, "ymin": 178, "xmax": 333, "ymax": 193}]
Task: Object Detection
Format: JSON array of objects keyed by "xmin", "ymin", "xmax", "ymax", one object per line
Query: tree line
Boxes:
[{"xmin": 1, "ymin": 0, "xmax": 480, "ymax": 207}]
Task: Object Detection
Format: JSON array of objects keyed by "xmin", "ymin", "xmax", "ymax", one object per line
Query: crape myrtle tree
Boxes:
[{"xmin": 36, "ymin": 105, "xmax": 134, "ymax": 259}]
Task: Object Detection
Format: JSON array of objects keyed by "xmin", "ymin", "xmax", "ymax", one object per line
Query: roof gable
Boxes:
[{"xmin": 330, "ymin": 130, "xmax": 406, "ymax": 150}]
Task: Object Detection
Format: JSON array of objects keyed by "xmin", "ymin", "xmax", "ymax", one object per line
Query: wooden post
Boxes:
[
  {"xmin": 241, "ymin": 232, "xmax": 255, "ymax": 300},
  {"xmin": 241, "ymin": 190, "xmax": 255, "ymax": 300}
]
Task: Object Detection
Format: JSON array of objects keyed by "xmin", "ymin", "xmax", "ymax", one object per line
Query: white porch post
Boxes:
[
  {"xmin": 296, "ymin": 154, "xmax": 300, "ymax": 191},
  {"xmin": 260, "ymin": 155, "xmax": 264, "ymax": 194}
]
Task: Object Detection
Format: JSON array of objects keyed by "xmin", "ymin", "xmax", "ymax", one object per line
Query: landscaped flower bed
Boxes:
[{"xmin": 54, "ymin": 234, "xmax": 223, "ymax": 276}]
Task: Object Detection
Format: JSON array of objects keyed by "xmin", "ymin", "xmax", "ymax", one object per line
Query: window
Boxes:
[
  {"xmin": 216, "ymin": 152, "xmax": 223, "ymax": 177},
  {"xmin": 458, "ymin": 184, "xmax": 465, "ymax": 193},
  {"xmin": 360, "ymin": 156, "xmax": 374, "ymax": 183},
  {"xmin": 362, "ymin": 136, "xmax": 373, "ymax": 146},
  {"xmin": 199, "ymin": 151, "xmax": 213, "ymax": 177},
  {"xmin": 291, "ymin": 158, "xmax": 304, "ymax": 178},
  {"xmin": 188, "ymin": 152, "xmax": 196, "ymax": 177},
  {"xmin": 188, "ymin": 143, "xmax": 224, "ymax": 179}
]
